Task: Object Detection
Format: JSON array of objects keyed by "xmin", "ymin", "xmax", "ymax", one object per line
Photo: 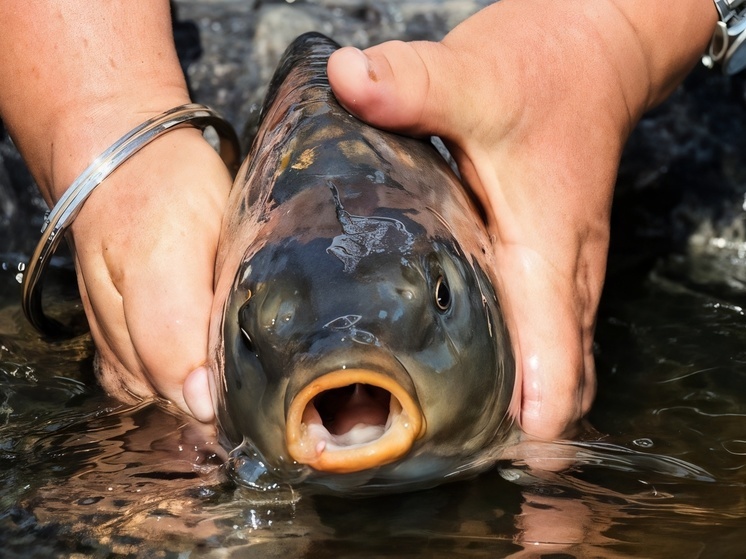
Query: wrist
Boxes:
[
  {"xmin": 490, "ymin": 0, "xmax": 717, "ymax": 135},
  {"xmin": 44, "ymin": 89, "xmax": 192, "ymax": 205},
  {"xmin": 605, "ymin": 0, "xmax": 718, "ymax": 111},
  {"xmin": 68, "ymin": 123, "xmax": 232, "ymax": 242}
]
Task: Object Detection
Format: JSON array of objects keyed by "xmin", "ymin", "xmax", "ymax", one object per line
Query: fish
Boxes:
[{"xmin": 207, "ymin": 32, "xmax": 516, "ymax": 493}]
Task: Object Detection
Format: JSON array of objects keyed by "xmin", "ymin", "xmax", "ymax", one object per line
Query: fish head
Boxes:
[{"xmin": 212, "ymin": 180, "xmax": 515, "ymax": 491}]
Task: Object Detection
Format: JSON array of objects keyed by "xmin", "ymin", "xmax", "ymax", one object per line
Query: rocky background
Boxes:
[{"xmin": 2, "ymin": 0, "xmax": 746, "ymax": 298}]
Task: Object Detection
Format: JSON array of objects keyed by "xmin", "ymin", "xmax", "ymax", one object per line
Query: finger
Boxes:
[
  {"xmin": 120, "ymin": 203, "xmax": 220, "ymax": 410},
  {"xmin": 75, "ymin": 252, "xmax": 155, "ymax": 400},
  {"xmin": 328, "ymin": 40, "xmax": 465, "ymax": 139},
  {"xmin": 106, "ymin": 131, "xmax": 230, "ymax": 411},
  {"xmin": 123, "ymin": 276, "xmax": 211, "ymax": 409},
  {"xmin": 183, "ymin": 366, "xmax": 215, "ymax": 423},
  {"xmin": 503, "ymin": 247, "xmax": 598, "ymax": 440}
]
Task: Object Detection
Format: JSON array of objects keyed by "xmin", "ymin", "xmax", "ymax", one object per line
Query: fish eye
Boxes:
[
  {"xmin": 239, "ymin": 301, "xmax": 256, "ymax": 353},
  {"xmin": 241, "ymin": 327, "xmax": 254, "ymax": 351},
  {"xmin": 240, "ymin": 325, "xmax": 255, "ymax": 353},
  {"xmin": 434, "ymin": 275, "xmax": 451, "ymax": 312}
]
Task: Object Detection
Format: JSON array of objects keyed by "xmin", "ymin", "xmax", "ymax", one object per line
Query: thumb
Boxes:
[{"xmin": 327, "ymin": 40, "xmax": 466, "ymax": 139}]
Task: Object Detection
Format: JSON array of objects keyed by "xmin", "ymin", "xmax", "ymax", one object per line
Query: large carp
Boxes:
[{"xmin": 208, "ymin": 33, "xmax": 516, "ymax": 492}]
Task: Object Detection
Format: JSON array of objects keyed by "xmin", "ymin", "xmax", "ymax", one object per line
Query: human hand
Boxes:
[
  {"xmin": 328, "ymin": 0, "xmax": 716, "ymax": 439},
  {"xmin": 67, "ymin": 125, "xmax": 230, "ymax": 419},
  {"xmin": 0, "ymin": 1, "xmax": 229, "ymax": 421}
]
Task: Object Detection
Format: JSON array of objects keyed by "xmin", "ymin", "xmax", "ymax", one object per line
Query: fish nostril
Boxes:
[
  {"xmin": 238, "ymin": 298, "xmax": 256, "ymax": 353},
  {"xmin": 269, "ymin": 299, "xmax": 299, "ymax": 333}
]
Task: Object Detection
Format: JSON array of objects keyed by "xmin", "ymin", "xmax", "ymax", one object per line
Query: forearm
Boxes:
[
  {"xmin": 0, "ymin": 0, "xmax": 190, "ymax": 205},
  {"xmin": 476, "ymin": 0, "xmax": 718, "ymax": 143}
]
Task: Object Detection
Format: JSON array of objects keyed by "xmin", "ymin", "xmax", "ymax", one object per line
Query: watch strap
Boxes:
[{"xmin": 704, "ymin": 0, "xmax": 746, "ymax": 74}]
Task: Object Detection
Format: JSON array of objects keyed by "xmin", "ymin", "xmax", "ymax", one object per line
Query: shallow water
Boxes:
[
  {"xmin": 2, "ymin": 256, "xmax": 745, "ymax": 558},
  {"xmin": 2, "ymin": 0, "xmax": 746, "ymax": 557}
]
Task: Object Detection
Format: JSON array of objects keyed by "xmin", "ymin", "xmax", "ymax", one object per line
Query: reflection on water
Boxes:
[{"xmin": 1, "ymin": 252, "xmax": 745, "ymax": 557}]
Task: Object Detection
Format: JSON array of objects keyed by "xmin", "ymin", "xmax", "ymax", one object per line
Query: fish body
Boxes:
[{"xmin": 208, "ymin": 33, "xmax": 515, "ymax": 493}]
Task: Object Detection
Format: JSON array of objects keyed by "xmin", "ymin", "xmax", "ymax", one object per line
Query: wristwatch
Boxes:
[{"xmin": 703, "ymin": 0, "xmax": 746, "ymax": 74}]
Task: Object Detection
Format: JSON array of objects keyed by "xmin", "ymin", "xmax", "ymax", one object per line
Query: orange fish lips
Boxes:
[{"xmin": 286, "ymin": 369, "xmax": 426, "ymax": 474}]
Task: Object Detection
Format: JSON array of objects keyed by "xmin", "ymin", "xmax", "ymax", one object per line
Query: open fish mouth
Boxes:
[{"xmin": 286, "ymin": 369, "xmax": 425, "ymax": 473}]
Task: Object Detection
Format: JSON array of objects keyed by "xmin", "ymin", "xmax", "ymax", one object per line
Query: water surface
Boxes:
[
  {"xmin": 1, "ymin": 259, "xmax": 745, "ymax": 558},
  {"xmin": 2, "ymin": 1, "xmax": 746, "ymax": 556}
]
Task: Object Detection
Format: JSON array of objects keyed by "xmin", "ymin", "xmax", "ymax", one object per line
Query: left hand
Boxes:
[{"xmin": 67, "ymin": 125, "xmax": 231, "ymax": 419}]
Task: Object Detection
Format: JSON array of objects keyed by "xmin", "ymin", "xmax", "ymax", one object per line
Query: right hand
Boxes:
[{"xmin": 328, "ymin": 0, "xmax": 717, "ymax": 440}]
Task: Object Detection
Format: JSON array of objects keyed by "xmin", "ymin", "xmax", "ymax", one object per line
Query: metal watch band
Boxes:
[{"xmin": 704, "ymin": 0, "xmax": 746, "ymax": 74}]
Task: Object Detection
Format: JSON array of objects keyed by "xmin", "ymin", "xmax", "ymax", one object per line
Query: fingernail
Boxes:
[
  {"xmin": 355, "ymin": 49, "xmax": 378, "ymax": 82},
  {"xmin": 346, "ymin": 47, "xmax": 377, "ymax": 82},
  {"xmin": 183, "ymin": 366, "xmax": 216, "ymax": 423}
]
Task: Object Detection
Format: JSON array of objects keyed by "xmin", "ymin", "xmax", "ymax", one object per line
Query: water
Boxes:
[
  {"xmin": 1, "ymin": 263, "xmax": 745, "ymax": 557},
  {"xmin": 2, "ymin": 0, "xmax": 746, "ymax": 556}
]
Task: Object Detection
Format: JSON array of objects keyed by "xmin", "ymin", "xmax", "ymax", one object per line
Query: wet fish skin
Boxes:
[{"xmin": 208, "ymin": 33, "xmax": 516, "ymax": 492}]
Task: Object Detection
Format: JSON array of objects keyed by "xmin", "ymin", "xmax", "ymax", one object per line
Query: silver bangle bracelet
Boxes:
[{"xmin": 21, "ymin": 103, "xmax": 241, "ymax": 337}]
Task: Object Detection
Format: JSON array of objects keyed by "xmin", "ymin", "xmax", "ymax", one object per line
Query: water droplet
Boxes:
[{"xmin": 633, "ymin": 438, "xmax": 654, "ymax": 448}]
